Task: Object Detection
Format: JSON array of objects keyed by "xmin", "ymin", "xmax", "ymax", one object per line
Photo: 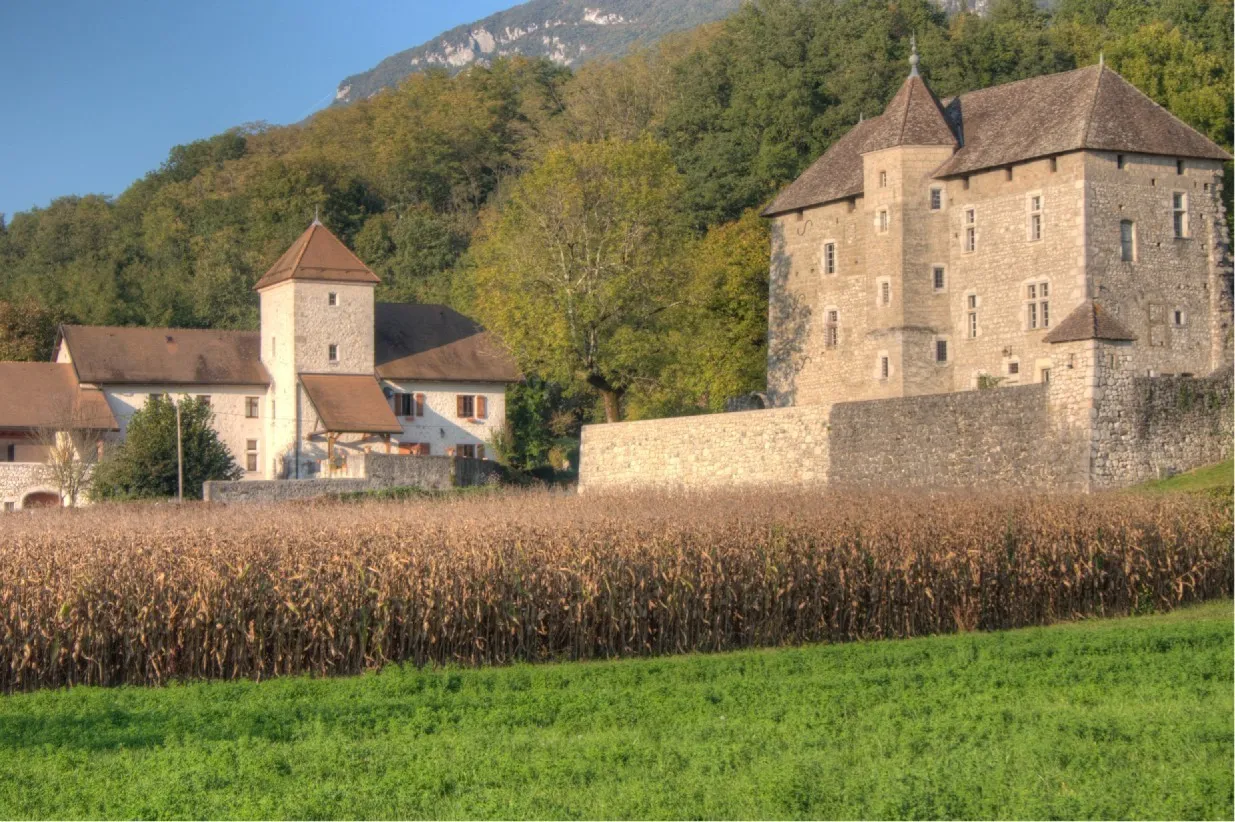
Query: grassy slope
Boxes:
[
  {"xmin": 1133, "ymin": 459, "xmax": 1234, "ymax": 495},
  {"xmin": 0, "ymin": 601, "xmax": 1230, "ymax": 820}
]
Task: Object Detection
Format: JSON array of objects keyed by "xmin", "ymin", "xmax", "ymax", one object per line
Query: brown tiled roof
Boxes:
[
  {"xmin": 762, "ymin": 117, "xmax": 881, "ymax": 217},
  {"xmin": 61, "ymin": 325, "xmax": 270, "ymax": 386},
  {"xmin": 859, "ymin": 74, "xmax": 957, "ymax": 154},
  {"xmin": 1044, "ymin": 300, "xmax": 1137, "ymax": 343},
  {"xmin": 253, "ymin": 221, "xmax": 380, "ymax": 291},
  {"xmin": 765, "ymin": 65, "xmax": 1231, "ymax": 215},
  {"xmin": 934, "ymin": 65, "xmax": 1230, "ymax": 177},
  {"xmin": 374, "ymin": 304, "xmax": 522, "ymax": 383},
  {"xmin": 0, "ymin": 363, "xmax": 118, "ymax": 430},
  {"xmin": 300, "ymin": 374, "xmax": 403, "ymax": 434}
]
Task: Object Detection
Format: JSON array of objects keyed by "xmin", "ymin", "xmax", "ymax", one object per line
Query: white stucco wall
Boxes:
[
  {"xmin": 102, "ymin": 385, "xmax": 269, "ymax": 478},
  {"xmin": 381, "ymin": 380, "xmax": 507, "ymax": 457}
]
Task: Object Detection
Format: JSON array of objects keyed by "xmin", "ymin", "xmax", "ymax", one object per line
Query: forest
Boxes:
[{"xmin": 1, "ymin": 0, "xmax": 1230, "ymax": 469}]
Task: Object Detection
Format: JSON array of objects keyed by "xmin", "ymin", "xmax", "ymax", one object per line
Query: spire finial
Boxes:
[
  {"xmin": 909, "ymin": 33, "xmax": 920, "ymax": 77},
  {"xmin": 312, "ymin": 205, "xmax": 322, "ymax": 226}
]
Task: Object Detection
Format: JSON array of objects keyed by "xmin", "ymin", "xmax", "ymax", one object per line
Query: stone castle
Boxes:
[{"xmin": 579, "ymin": 51, "xmax": 1233, "ymax": 492}]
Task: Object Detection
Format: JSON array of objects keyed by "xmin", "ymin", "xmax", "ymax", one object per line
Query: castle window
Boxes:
[
  {"xmin": 1049, "ymin": 157, "xmax": 1058, "ymax": 173},
  {"xmin": 1026, "ymin": 282, "xmax": 1050, "ymax": 329},
  {"xmin": 963, "ymin": 208, "xmax": 976, "ymax": 253},
  {"xmin": 1172, "ymin": 192, "xmax": 1188, "ymax": 238},
  {"xmin": 932, "ymin": 266, "xmax": 946, "ymax": 291},
  {"xmin": 929, "ymin": 188, "xmax": 943, "ymax": 211},
  {"xmin": 1005, "ymin": 167, "xmax": 1014, "ymax": 182},
  {"xmin": 1116, "ymin": 154, "xmax": 1125, "ymax": 170},
  {"xmin": 879, "ymin": 355, "xmax": 890, "ymax": 381},
  {"xmin": 245, "ymin": 440, "xmax": 258, "ymax": 473},
  {"xmin": 328, "ymin": 343, "xmax": 339, "ymax": 363},
  {"xmin": 1027, "ymin": 194, "xmax": 1043, "ymax": 241},
  {"xmin": 879, "ymin": 170, "xmax": 887, "ymax": 188},
  {"xmin": 824, "ymin": 309, "xmax": 839, "ymax": 348},
  {"xmin": 245, "ymin": 397, "xmax": 259, "ymax": 419},
  {"xmin": 1040, "ymin": 367, "xmax": 1051, "ymax": 384},
  {"xmin": 967, "ymin": 293, "xmax": 978, "ymax": 339},
  {"xmin": 1008, "ymin": 361, "xmax": 1020, "ymax": 376},
  {"xmin": 328, "ymin": 292, "xmax": 338, "ymax": 306},
  {"xmin": 935, "ymin": 339, "xmax": 949, "ymax": 364},
  {"xmin": 1120, "ymin": 220, "xmax": 1136, "ymax": 261},
  {"xmin": 1176, "ymin": 159, "xmax": 1185, "ymax": 175},
  {"xmin": 822, "ymin": 242, "xmax": 836, "ymax": 275},
  {"xmin": 877, "ymin": 209, "xmax": 889, "ymax": 233},
  {"xmin": 962, "ymin": 176, "xmax": 970, "ymax": 190},
  {"xmin": 878, "ymin": 279, "xmax": 891, "ymax": 307},
  {"xmin": 1173, "ymin": 308, "xmax": 1186, "ymax": 327}
]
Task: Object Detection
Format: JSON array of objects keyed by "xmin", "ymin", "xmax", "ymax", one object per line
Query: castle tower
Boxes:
[
  {"xmin": 255, "ymin": 220, "xmax": 383, "ymax": 477},
  {"xmin": 857, "ymin": 39, "xmax": 958, "ymax": 397}
]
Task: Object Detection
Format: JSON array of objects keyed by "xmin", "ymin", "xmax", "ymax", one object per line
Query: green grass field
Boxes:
[
  {"xmin": 1133, "ymin": 458, "xmax": 1234, "ymax": 496},
  {"xmin": 0, "ymin": 600, "xmax": 1230, "ymax": 820}
]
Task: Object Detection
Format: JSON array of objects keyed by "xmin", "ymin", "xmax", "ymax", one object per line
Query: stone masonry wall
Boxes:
[
  {"xmin": 0, "ymin": 463, "xmax": 56, "ymax": 510},
  {"xmin": 578, "ymin": 405, "xmax": 832, "ymax": 492}
]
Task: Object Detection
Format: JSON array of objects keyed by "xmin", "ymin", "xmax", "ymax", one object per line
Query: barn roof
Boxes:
[
  {"xmin": 375, "ymin": 304, "xmax": 522, "ymax": 383},
  {"xmin": 0, "ymin": 363, "xmax": 118, "ymax": 430},
  {"xmin": 61, "ymin": 325, "xmax": 270, "ymax": 386}
]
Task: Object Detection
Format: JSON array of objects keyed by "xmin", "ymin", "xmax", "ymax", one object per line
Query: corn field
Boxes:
[{"xmin": 0, "ymin": 489, "xmax": 1230, "ymax": 692}]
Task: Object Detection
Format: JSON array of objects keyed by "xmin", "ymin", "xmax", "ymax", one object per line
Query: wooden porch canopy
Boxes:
[{"xmin": 299, "ymin": 374, "xmax": 403, "ymax": 435}]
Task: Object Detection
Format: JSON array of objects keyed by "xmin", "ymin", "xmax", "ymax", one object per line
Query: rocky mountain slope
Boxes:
[{"xmin": 333, "ymin": 0, "xmax": 743, "ymax": 105}]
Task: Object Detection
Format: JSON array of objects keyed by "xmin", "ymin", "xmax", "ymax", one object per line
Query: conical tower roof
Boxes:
[
  {"xmin": 860, "ymin": 71, "xmax": 957, "ymax": 154},
  {"xmin": 254, "ymin": 220, "xmax": 380, "ymax": 291}
]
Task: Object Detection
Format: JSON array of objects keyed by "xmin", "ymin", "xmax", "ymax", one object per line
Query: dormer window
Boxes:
[
  {"xmin": 328, "ymin": 292, "xmax": 338, "ymax": 306},
  {"xmin": 328, "ymin": 344, "xmax": 339, "ymax": 363}
]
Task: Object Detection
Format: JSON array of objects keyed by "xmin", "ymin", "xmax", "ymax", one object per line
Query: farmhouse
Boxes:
[
  {"xmin": 0, "ymin": 222, "xmax": 519, "ymax": 509},
  {"xmin": 580, "ymin": 51, "xmax": 1234, "ymax": 492}
]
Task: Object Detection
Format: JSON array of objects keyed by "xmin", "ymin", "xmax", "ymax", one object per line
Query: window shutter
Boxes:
[
  {"xmin": 456, "ymin": 395, "xmax": 466, "ymax": 417},
  {"xmin": 415, "ymin": 394, "xmax": 425, "ymax": 417},
  {"xmin": 476, "ymin": 395, "xmax": 487, "ymax": 419}
]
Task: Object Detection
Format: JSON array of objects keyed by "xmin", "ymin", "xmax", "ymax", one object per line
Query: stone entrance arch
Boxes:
[{"xmin": 21, "ymin": 491, "xmax": 61, "ymax": 509}]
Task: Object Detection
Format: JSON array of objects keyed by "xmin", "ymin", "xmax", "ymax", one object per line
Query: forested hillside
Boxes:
[{"xmin": 1, "ymin": 0, "xmax": 1230, "ymax": 465}]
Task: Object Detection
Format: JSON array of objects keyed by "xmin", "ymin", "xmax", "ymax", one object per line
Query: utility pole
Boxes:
[{"xmin": 175, "ymin": 397, "xmax": 184, "ymax": 503}]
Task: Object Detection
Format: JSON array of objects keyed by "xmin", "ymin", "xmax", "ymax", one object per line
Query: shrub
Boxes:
[{"xmin": 0, "ymin": 489, "xmax": 1229, "ymax": 692}]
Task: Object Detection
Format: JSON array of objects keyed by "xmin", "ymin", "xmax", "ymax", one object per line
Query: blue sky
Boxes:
[{"xmin": 0, "ymin": 0, "xmax": 514, "ymax": 219}]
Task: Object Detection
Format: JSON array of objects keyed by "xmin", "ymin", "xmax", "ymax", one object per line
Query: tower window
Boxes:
[
  {"xmin": 877, "ymin": 209, "xmax": 889, "ymax": 233},
  {"xmin": 822, "ymin": 242, "xmax": 836, "ymax": 275},
  {"xmin": 825, "ymin": 309, "xmax": 839, "ymax": 348},
  {"xmin": 1026, "ymin": 282, "xmax": 1050, "ymax": 329},
  {"xmin": 1120, "ymin": 220, "xmax": 1136, "ymax": 261},
  {"xmin": 879, "ymin": 355, "xmax": 890, "ymax": 380},
  {"xmin": 1172, "ymin": 192, "xmax": 1188, "ymax": 238},
  {"xmin": 932, "ymin": 266, "xmax": 946, "ymax": 291},
  {"xmin": 1028, "ymin": 194, "xmax": 1043, "ymax": 241},
  {"xmin": 879, "ymin": 170, "xmax": 887, "ymax": 188},
  {"xmin": 967, "ymin": 293, "xmax": 978, "ymax": 339},
  {"xmin": 963, "ymin": 208, "xmax": 976, "ymax": 253},
  {"xmin": 1004, "ymin": 166, "xmax": 1013, "ymax": 181},
  {"xmin": 1116, "ymin": 154, "xmax": 1125, "ymax": 170},
  {"xmin": 929, "ymin": 188, "xmax": 943, "ymax": 211},
  {"xmin": 879, "ymin": 280, "xmax": 891, "ymax": 307},
  {"xmin": 328, "ymin": 292, "xmax": 338, "ymax": 306},
  {"xmin": 1049, "ymin": 157, "xmax": 1058, "ymax": 173},
  {"xmin": 328, "ymin": 344, "xmax": 339, "ymax": 363},
  {"xmin": 935, "ymin": 339, "xmax": 949, "ymax": 364},
  {"xmin": 1176, "ymin": 159, "xmax": 1185, "ymax": 175},
  {"xmin": 245, "ymin": 397, "xmax": 259, "ymax": 418}
]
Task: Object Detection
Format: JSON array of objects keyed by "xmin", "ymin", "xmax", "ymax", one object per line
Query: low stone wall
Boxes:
[
  {"xmin": 204, "ymin": 454, "xmax": 500, "ymax": 504},
  {"xmin": 0, "ymin": 463, "xmax": 54, "ymax": 510},
  {"xmin": 1094, "ymin": 373, "xmax": 1233, "ymax": 488},
  {"xmin": 578, "ymin": 405, "xmax": 831, "ymax": 492},
  {"xmin": 828, "ymin": 384, "xmax": 1083, "ymax": 490}
]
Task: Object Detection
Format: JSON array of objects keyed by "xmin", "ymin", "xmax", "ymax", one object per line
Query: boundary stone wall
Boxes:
[{"xmin": 204, "ymin": 454, "xmax": 499, "ymax": 503}]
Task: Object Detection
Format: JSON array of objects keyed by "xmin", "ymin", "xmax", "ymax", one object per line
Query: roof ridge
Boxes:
[
  {"xmin": 287, "ymin": 224, "xmax": 315, "ymax": 275},
  {"xmin": 1080, "ymin": 62, "xmax": 1105, "ymax": 149},
  {"xmin": 63, "ymin": 323, "xmax": 257, "ymax": 335}
]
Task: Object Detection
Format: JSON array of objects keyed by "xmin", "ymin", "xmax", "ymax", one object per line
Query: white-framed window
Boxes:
[
  {"xmin": 879, "ymin": 170, "xmax": 887, "ymax": 188},
  {"xmin": 963, "ymin": 208, "xmax": 976, "ymax": 253},
  {"xmin": 396, "ymin": 392, "xmax": 426, "ymax": 418},
  {"xmin": 1026, "ymin": 281, "xmax": 1050, "ymax": 329},
  {"xmin": 328, "ymin": 343, "xmax": 339, "ymax": 363},
  {"xmin": 824, "ymin": 308, "xmax": 839, "ymax": 348},
  {"xmin": 328, "ymin": 292, "xmax": 338, "ymax": 306},
  {"xmin": 245, "ymin": 439, "xmax": 259, "ymax": 473},
  {"xmin": 1120, "ymin": 220, "xmax": 1136, "ymax": 262},
  {"xmin": 822, "ymin": 241, "xmax": 837, "ymax": 275},
  {"xmin": 1027, "ymin": 193, "xmax": 1043, "ymax": 241},
  {"xmin": 932, "ymin": 265, "xmax": 946, "ymax": 292},
  {"xmin": 1172, "ymin": 192, "xmax": 1188, "ymax": 238},
  {"xmin": 966, "ymin": 293, "xmax": 978, "ymax": 339},
  {"xmin": 878, "ymin": 354, "xmax": 890, "ymax": 381},
  {"xmin": 245, "ymin": 396, "xmax": 259, "ymax": 418},
  {"xmin": 877, "ymin": 209, "xmax": 889, "ymax": 233},
  {"xmin": 929, "ymin": 187, "xmax": 943, "ymax": 211}
]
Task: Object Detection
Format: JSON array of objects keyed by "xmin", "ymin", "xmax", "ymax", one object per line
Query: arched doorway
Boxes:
[{"xmin": 21, "ymin": 491, "xmax": 61, "ymax": 509}]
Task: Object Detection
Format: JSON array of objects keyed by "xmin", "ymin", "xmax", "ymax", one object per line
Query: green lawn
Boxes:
[
  {"xmin": 1134, "ymin": 459, "xmax": 1234, "ymax": 496},
  {"xmin": 0, "ymin": 602, "xmax": 1230, "ymax": 820}
]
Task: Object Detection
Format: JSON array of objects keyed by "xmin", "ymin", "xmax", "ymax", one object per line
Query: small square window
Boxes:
[
  {"xmin": 457, "ymin": 444, "xmax": 477, "ymax": 460},
  {"xmin": 328, "ymin": 344, "xmax": 339, "ymax": 362},
  {"xmin": 246, "ymin": 439, "xmax": 258, "ymax": 452},
  {"xmin": 328, "ymin": 292, "xmax": 338, "ymax": 306},
  {"xmin": 967, "ymin": 294, "xmax": 977, "ymax": 310},
  {"xmin": 1008, "ymin": 361, "xmax": 1020, "ymax": 375}
]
